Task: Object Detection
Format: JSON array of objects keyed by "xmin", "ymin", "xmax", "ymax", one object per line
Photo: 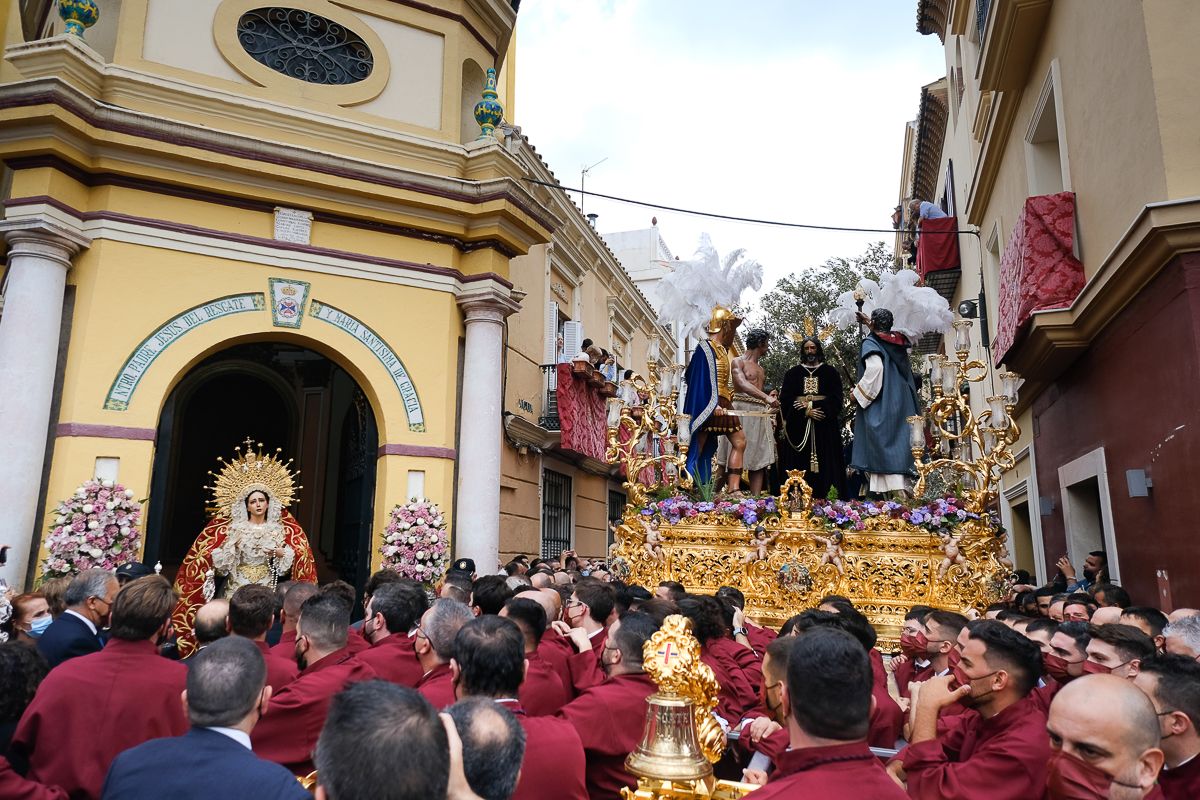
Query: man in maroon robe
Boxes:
[
  {"xmin": 12, "ymin": 576, "xmax": 188, "ymax": 800},
  {"xmin": 229, "ymin": 585, "xmax": 298, "ymax": 692},
  {"xmin": 1134, "ymin": 654, "xmax": 1200, "ymax": 799},
  {"xmin": 268, "ymin": 582, "xmax": 317, "ymax": 659},
  {"xmin": 1046, "ymin": 674, "xmax": 1167, "ymax": 799},
  {"xmin": 889, "ymin": 620, "xmax": 1050, "ymax": 799},
  {"xmin": 414, "ymin": 598, "xmax": 473, "ymax": 709},
  {"xmin": 502, "ymin": 597, "xmax": 569, "ymax": 716},
  {"xmin": 558, "ymin": 612, "xmax": 660, "ymax": 799},
  {"xmin": 0, "ymin": 757, "xmax": 66, "ymax": 800},
  {"xmin": 450, "ymin": 615, "xmax": 587, "ymax": 800},
  {"xmin": 742, "ymin": 627, "xmax": 907, "ymax": 798},
  {"xmin": 354, "ymin": 581, "xmax": 427, "ymax": 687},
  {"xmin": 251, "ymin": 593, "xmax": 376, "ymax": 775}
]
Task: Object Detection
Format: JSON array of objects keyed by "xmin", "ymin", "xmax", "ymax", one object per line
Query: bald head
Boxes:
[
  {"xmin": 516, "ymin": 588, "xmax": 560, "ymax": 622},
  {"xmin": 194, "ymin": 599, "xmax": 230, "ymax": 646},
  {"xmin": 1048, "ymin": 675, "xmax": 1164, "ymax": 789},
  {"xmin": 281, "ymin": 582, "xmax": 319, "ymax": 632},
  {"xmin": 1091, "ymin": 606, "xmax": 1123, "ymax": 626},
  {"xmin": 529, "ymin": 572, "xmax": 552, "ymax": 590},
  {"xmin": 1168, "ymin": 608, "xmax": 1200, "ymax": 624}
]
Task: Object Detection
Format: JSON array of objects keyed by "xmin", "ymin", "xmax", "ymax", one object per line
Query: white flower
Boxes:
[
  {"xmin": 102, "ymin": 480, "xmax": 113, "ymax": 488},
  {"xmin": 119, "ymin": 526, "xmax": 130, "ymax": 536},
  {"xmin": 82, "ymin": 504, "xmax": 94, "ymax": 514},
  {"xmin": 88, "ymin": 548, "xmax": 103, "ymax": 558},
  {"xmin": 417, "ymin": 550, "xmax": 427, "ymax": 560},
  {"xmin": 56, "ymin": 514, "xmax": 67, "ymax": 524},
  {"xmin": 87, "ymin": 521, "xmax": 99, "ymax": 530},
  {"xmin": 124, "ymin": 489, "xmax": 134, "ymax": 499},
  {"xmin": 75, "ymin": 489, "xmax": 87, "ymax": 498},
  {"xmin": 106, "ymin": 502, "xmax": 117, "ymax": 511}
]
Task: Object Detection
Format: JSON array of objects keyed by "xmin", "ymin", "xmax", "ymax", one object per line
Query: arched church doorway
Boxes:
[{"xmin": 144, "ymin": 342, "xmax": 378, "ymax": 601}]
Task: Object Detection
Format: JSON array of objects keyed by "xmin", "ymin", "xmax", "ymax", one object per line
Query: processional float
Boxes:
[{"xmin": 606, "ymin": 317, "xmax": 1020, "ymax": 646}]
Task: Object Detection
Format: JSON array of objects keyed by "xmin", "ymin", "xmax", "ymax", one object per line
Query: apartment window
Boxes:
[
  {"xmin": 976, "ymin": 0, "xmax": 991, "ymax": 40},
  {"xmin": 1026, "ymin": 62, "xmax": 1070, "ymax": 197},
  {"xmin": 541, "ymin": 469, "xmax": 572, "ymax": 559}
]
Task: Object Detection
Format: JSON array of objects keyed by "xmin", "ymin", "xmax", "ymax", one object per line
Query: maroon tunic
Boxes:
[
  {"xmin": 12, "ymin": 639, "xmax": 189, "ymax": 799},
  {"xmin": 497, "ymin": 701, "xmax": 588, "ymax": 800},
  {"xmin": 345, "ymin": 628, "xmax": 370, "ymax": 655},
  {"xmin": 253, "ymin": 640, "xmax": 299, "ymax": 692},
  {"xmin": 895, "ymin": 659, "xmax": 933, "ymax": 699},
  {"xmin": 1160, "ymin": 755, "xmax": 1200, "ymax": 800},
  {"xmin": 749, "ymin": 740, "xmax": 909, "ymax": 799},
  {"xmin": 702, "ymin": 639, "xmax": 759, "ymax": 723},
  {"xmin": 869, "ymin": 682, "xmax": 906, "ymax": 749},
  {"xmin": 268, "ymin": 629, "xmax": 297, "ymax": 660},
  {"xmin": 537, "ymin": 629, "xmax": 574, "ymax": 693},
  {"xmin": 416, "ymin": 662, "xmax": 457, "ymax": 709},
  {"xmin": 746, "ymin": 621, "xmax": 777, "ymax": 655},
  {"xmin": 251, "ymin": 646, "xmax": 377, "ymax": 775},
  {"xmin": 0, "ymin": 757, "xmax": 67, "ymax": 800},
  {"xmin": 519, "ymin": 650, "xmax": 569, "ymax": 716},
  {"xmin": 558, "ymin": 672, "xmax": 656, "ymax": 799},
  {"xmin": 899, "ymin": 695, "xmax": 1050, "ymax": 799},
  {"xmin": 355, "ymin": 633, "xmax": 423, "ymax": 687}
]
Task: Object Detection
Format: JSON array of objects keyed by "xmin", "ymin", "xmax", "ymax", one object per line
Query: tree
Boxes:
[{"xmin": 749, "ymin": 241, "xmax": 901, "ymax": 435}]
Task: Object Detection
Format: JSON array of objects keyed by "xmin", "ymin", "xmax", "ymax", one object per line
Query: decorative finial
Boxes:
[
  {"xmin": 59, "ymin": 0, "xmax": 99, "ymax": 38},
  {"xmin": 473, "ymin": 68, "xmax": 504, "ymax": 140}
]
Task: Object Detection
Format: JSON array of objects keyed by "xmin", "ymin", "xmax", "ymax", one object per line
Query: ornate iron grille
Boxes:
[
  {"xmin": 237, "ymin": 8, "xmax": 373, "ymax": 85},
  {"xmin": 541, "ymin": 469, "xmax": 572, "ymax": 560}
]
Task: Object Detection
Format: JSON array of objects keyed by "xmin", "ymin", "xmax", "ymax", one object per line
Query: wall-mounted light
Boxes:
[
  {"xmin": 1126, "ymin": 469, "xmax": 1154, "ymax": 498},
  {"xmin": 957, "ymin": 292, "xmax": 990, "ymax": 348}
]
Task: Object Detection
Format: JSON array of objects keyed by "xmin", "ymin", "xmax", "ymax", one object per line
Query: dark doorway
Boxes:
[{"xmin": 146, "ymin": 342, "xmax": 378, "ymax": 594}]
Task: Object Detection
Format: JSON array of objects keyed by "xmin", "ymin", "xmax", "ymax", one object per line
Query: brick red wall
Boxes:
[{"xmin": 1032, "ymin": 253, "xmax": 1200, "ymax": 608}]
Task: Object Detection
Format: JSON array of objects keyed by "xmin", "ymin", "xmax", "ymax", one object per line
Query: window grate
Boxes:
[
  {"xmin": 237, "ymin": 8, "xmax": 373, "ymax": 85},
  {"xmin": 541, "ymin": 469, "xmax": 572, "ymax": 559}
]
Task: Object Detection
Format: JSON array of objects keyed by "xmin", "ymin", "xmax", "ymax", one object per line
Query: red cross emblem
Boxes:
[{"xmin": 657, "ymin": 644, "xmax": 675, "ymax": 664}]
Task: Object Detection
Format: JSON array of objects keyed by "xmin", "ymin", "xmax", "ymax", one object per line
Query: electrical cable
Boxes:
[{"xmin": 522, "ymin": 177, "xmax": 981, "ymax": 236}]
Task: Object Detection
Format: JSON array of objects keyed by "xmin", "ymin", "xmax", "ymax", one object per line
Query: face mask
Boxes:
[
  {"xmin": 950, "ymin": 665, "xmax": 998, "ymax": 707},
  {"xmin": 1083, "ymin": 660, "xmax": 1122, "ymax": 676},
  {"xmin": 27, "ymin": 615, "xmax": 52, "ymax": 638},
  {"xmin": 945, "ymin": 647, "xmax": 962, "ymax": 668},
  {"xmin": 1045, "ymin": 749, "xmax": 1146, "ymax": 800},
  {"xmin": 1044, "ymin": 653, "xmax": 1078, "ymax": 683},
  {"xmin": 899, "ymin": 633, "xmax": 923, "ymax": 659},
  {"xmin": 914, "ymin": 631, "xmax": 931, "ymax": 653}
]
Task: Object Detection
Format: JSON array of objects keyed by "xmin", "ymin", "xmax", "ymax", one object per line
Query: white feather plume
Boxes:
[
  {"xmin": 656, "ymin": 234, "xmax": 764, "ymax": 338},
  {"xmin": 829, "ymin": 269, "xmax": 952, "ymax": 342}
]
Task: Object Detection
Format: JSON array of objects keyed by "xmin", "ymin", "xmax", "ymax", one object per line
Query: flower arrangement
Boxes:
[
  {"xmin": 811, "ymin": 495, "xmax": 984, "ymax": 536},
  {"xmin": 41, "ymin": 479, "xmax": 143, "ymax": 579},
  {"xmin": 639, "ymin": 494, "xmax": 779, "ymax": 527},
  {"xmin": 380, "ymin": 498, "xmax": 449, "ymax": 585}
]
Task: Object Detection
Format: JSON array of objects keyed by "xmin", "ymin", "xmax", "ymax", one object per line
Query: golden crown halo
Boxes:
[{"xmin": 206, "ymin": 437, "xmax": 300, "ymax": 514}]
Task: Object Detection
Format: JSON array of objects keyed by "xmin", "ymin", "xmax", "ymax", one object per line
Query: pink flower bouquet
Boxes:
[
  {"xmin": 41, "ymin": 478, "xmax": 143, "ymax": 580},
  {"xmin": 380, "ymin": 499, "xmax": 449, "ymax": 586}
]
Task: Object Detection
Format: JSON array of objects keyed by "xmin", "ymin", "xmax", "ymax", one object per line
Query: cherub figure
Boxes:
[
  {"xmin": 938, "ymin": 530, "xmax": 966, "ymax": 578},
  {"xmin": 640, "ymin": 518, "xmax": 665, "ymax": 563},
  {"xmin": 743, "ymin": 525, "xmax": 778, "ymax": 565},
  {"xmin": 813, "ymin": 531, "xmax": 845, "ymax": 574}
]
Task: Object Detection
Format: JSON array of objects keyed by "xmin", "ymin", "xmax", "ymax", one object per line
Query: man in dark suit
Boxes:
[
  {"xmin": 101, "ymin": 636, "xmax": 310, "ymax": 799},
  {"xmin": 37, "ymin": 568, "xmax": 114, "ymax": 668}
]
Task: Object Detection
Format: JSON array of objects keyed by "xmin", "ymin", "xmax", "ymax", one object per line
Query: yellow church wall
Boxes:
[{"xmin": 35, "ymin": 236, "xmax": 464, "ymax": 574}]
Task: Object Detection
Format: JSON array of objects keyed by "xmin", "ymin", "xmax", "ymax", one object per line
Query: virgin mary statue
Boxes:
[{"xmin": 171, "ymin": 439, "xmax": 317, "ymax": 656}]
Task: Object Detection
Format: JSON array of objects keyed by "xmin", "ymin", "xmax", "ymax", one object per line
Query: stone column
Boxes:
[
  {"xmin": 0, "ymin": 217, "xmax": 89, "ymax": 588},
  {"xmin": 454, "ymin": 286, "xmax": 521, "ymax": 574}
]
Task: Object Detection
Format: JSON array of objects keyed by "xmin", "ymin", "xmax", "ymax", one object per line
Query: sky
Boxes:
[{"xmin": 513, "ymin": 0, "xmax": 948, "ymax": 303}]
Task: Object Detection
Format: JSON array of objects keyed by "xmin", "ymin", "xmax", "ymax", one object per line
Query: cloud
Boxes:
[{"xmin": 514, "ymin": 1, "xmax": 947, "ymax": 303}]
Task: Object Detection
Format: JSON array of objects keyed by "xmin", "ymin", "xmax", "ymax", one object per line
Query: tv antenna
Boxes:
[{"xmin": 580, "ymin": 156, "xmax": 608, "ymax": 216}]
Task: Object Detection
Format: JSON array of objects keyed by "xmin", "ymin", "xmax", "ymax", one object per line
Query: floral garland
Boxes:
[
  {"xmin": 639, "ymin": 494, "xmax": 779, "ymax": 527},
  {"xmin": 811, "ymin": 496, "xmax": 985, "ymax": 536},
  {"xmin": 380, "ymin": 498, "xmax": 449, "ymax": 585},
  {"xmin": 42, "ymin": 479, "xmax": 143, "ymax": 579}
]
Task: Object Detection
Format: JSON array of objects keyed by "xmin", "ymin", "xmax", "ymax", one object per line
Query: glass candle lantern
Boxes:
[
  {"xmin": 676, "ymin": 413, "xmax": 691, "ymax": 446},
  {"xmin": 929, "ymin": 355, "xmax": 944, "ymax": 389},
  {"xmin": 907, "ymin": 415, "xmax": 925, "ymax": 449},
  {"xmin": 606, "ymin": 397, "xmax": 623, "ymax": 428},
  {"xmin": 1000, "ymin": 371, "xmax": 1021, "ymax": 405},
  {"xmin": 987, "ymin": 395, "xmax": 1008, "ymax": 428},
  {"xmin": 647, "ymin": 335, "xmax": 661, "ymax": 364},
  {"xmin": 953, "ymin": 319, "xmax": 973, "ymax": 352},
  {"xmin": 941, "ymin": 361, "xmax": 958, "ymax": 396}
]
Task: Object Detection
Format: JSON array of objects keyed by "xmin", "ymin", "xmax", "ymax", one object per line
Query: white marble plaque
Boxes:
[{"xmin": 274, "ymin": 207, "xmax": 313, "ymax": 244}]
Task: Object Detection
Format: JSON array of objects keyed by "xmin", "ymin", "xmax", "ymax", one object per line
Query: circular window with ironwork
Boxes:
[
  {"xmin": 214, "ymin": 0, "xmax": 390, "ymax": 105},
  {"xmin": 237, "ymin": 8, "xmax": 372, "ymax": 85}
]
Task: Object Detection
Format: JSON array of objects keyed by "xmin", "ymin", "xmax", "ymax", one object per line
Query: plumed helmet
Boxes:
[{"xmin": 706, "ymin": 305, "xmax": 744, "ymax": 335}]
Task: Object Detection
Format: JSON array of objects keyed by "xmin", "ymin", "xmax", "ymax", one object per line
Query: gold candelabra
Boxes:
[
  {"xmin": 605, "ymin": 335, "xmax": 692, "ymax": 507},
  {"xmin": 907, "ymin": 318, "xmax": 1023, "ymax": 514}
]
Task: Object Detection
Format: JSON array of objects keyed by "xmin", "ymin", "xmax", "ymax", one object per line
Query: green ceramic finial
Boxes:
[
  {"xmin": 473, "ymin": 68, "xmax": 504, "ymax": 140},
  {"xmin": 59, "ymin": 0, "xmax": 99, "ymax": 38}
]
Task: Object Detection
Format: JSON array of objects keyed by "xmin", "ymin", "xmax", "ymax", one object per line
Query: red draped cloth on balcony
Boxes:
[
  {"xmin": 916, "ymin": 216, "xmax": 960, "ymax": 277},
  {"xmin": 993, "ymin": 191, "xmax": 1086, "ymax": 365},
  {"xmin": 616, "ymin": 425, "xmax": 658, "ymax": 485},
  {"xmin": 556, "ymin": 364, "xmax": 606, "ymax": 460}
]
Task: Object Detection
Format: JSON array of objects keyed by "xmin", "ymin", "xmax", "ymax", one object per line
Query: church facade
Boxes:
[{"xmin": 0, "ymin": 0, "xmax": 559, "ymax": 589}]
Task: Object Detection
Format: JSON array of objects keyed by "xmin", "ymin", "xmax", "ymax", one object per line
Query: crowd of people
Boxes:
[{"xmin": 1, "ymin": 549, "xmax": 1198, "ymax": 800}]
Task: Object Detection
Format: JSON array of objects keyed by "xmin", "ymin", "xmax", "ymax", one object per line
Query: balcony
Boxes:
[
  {"xmin": 977, "ymin": 0, "xmax": 1053, "ymax": 92},
  {"xmin": 992, "ymin": 191, "xmax": 1085, "ymax": 368},
  {"xmin": 502, "ymin": 364, "xmax": 615, "ymax": 476}
]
